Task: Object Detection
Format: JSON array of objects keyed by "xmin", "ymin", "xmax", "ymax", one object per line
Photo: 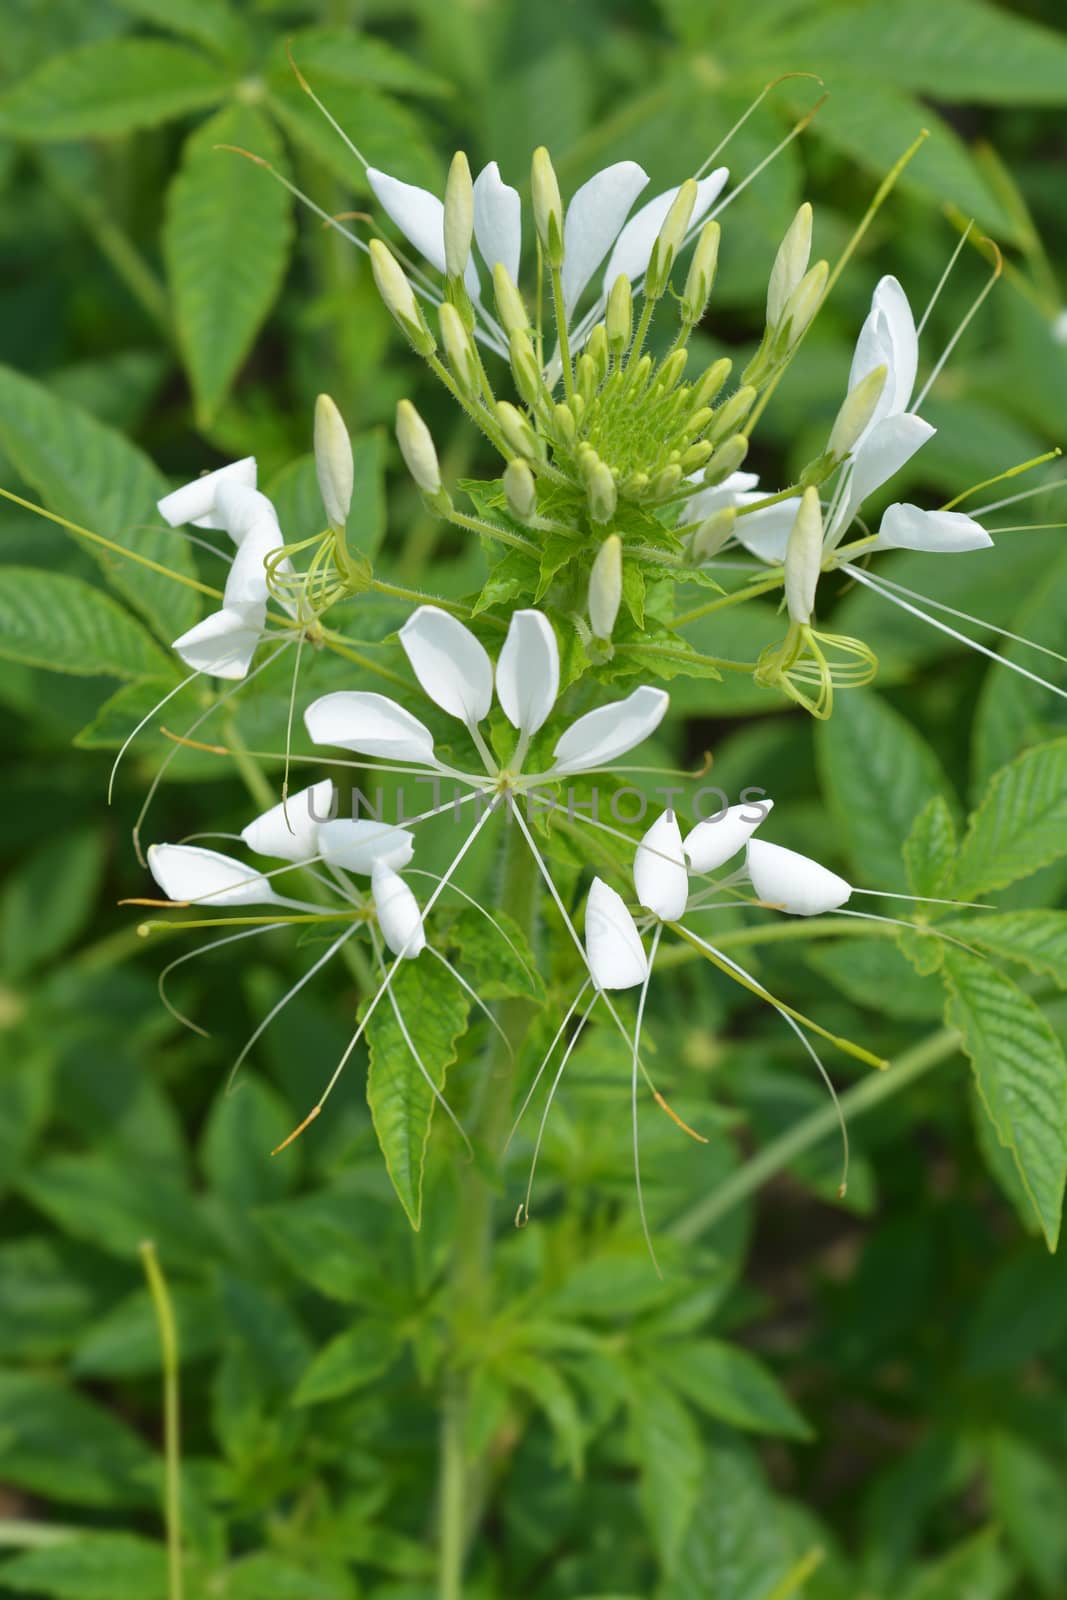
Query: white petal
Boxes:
[
  {"xmin": 495, "ymin": 609, "xmax": 559, "ymax": 736},
  {"xmin": 318, "ymin": 819, "xmax": 415, "ymax": 874},
  {"xmin": 837, "ymin": 412, "xmax": 935, "ymax": 533},
  {"xmin": 171, "ymin": 605, "xmax": 264, "ymax": 680},
  {"xmin": 157, "ymin": 458, "xmax": 257, "ymax": 530},
  {"xmin": 213, "ymin": 483, "xmax": 280, "ymax": 547},
  {"xmin": 473, "ymin": 161, "xmax": 521, "ymax": 282},
  {"xmin": 241, "ymin": 780, "xmax": 335, "ymax": 862},
  {"xmin": 399, "ymin": 606, "xmax": 494, "ymax": 727},
  {"xmin": 685, "ymin": 799, "xmax": 774, "ymax": 873},
  {"xmin": 561, "ymin": 161, "xmax": 648, "ymax": 314},
  {"xmin": 874, "ymin": 503, "xmax": 993, "ymax": 554},
  {"xmin": 585, "ymin": 877, "xmax": 648, "ymax": 991},
  {"xmin": 223, "ymin": 520, "xmax": 286, "ymax": 608},
  {"xmin": 305, "ymin": 690, "xmax": 438, "ymax": 766},
  {"xmin": 551, "ymin": 685, "xmax": 668, "ymax": 774},
  {"xmin": 685, "ymin": 470, "xmax": 760, "ymax": 522},
  {"xmin": 746, "ymin": 839, "xmax": 852, "ymax": 916},
  {"xmin": 733, "ymin": 497, "xmax": 802, "ymax": 563},
  {"xmin": 372, "ymin": 863, "xmax": 425, "ymax": 958},
  {"xmin": 601, "ymin": 168, "xmax": 728, "ymax": 293},
  {"xmin": 633, "ymin": 810, "xmax": 688, "ymax": 922},
  {"xmin": 147, "ymin": 843, "xmax": 281, "ymax": 907},
  {"xmin": 848, "ymin": 275, "xmax": 918, "ymax": 435},
  {"xmin": 367, "ymin": 166, "xmax": 480, "ymax": 298}
]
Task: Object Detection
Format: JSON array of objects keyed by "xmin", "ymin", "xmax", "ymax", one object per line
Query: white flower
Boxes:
[
  {"xmin": 745, "ymin": 838, "xmax": 852, "ymax": 916},
  {"xmin": 157, "ymin": 459, "xmax": 294, "ymax": 680}
]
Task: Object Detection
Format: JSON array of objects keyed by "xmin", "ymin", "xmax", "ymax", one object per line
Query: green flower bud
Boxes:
[
  {"xmin": 588, "ymin": 534, "xmax": 623, "ymax": 638},
  {"xmin": 648, "ymin": 463, "xmax": 682, "ymax": 499},
  {"xmin": 780, "ymin": 259, "xmax": 828, "ymax": 349},
  {"xmin": 531, "ymin": 145, "xmax": 564, "ymax": 267},
  {"xmin": 690, "ymin": 506, "xmax": 736, "ymax": 561},
  {"xmin": 440, "ymin": 301, "xmax": 480, "ymax": 394},
  {"xmin": 709, "ymin": 385, "xmax": 756, "ymax": 442},
  {"xmin": 606, "ymin": 274, "xmax": 633, "ymax": 353},
  {"xmin": 492, "ymin": 262, "xmax": 529, "ymax": 338},
  {"xmin": 767, "ymin": 203, "xmax": 812, "ymax": 327},
  {"xmin": 314, "ymin": 393, "xmax": 353, "ymax": 531},
  {"xmin": 395, "ymin": 400, "xmax": 441, "ymax": 497},
  {"xmin": 444, "ymin": 151, "xmax": 474, "ymax": 282},
  {"xmin": 587, "ymin": 461, "xmax": 617, "ymax": 524},
  {"xmin": 586, "ymin": 323, "xmax": 609, "ymax": 382},
  {"xmin": 554, "ymin": 403, "xmax": 578, "ymax": 445},
  {"xmin": 784, "ymin": 486, "xmax": 823, "ymax": 625},
  {"xmin": 680, "ymin": 440, "xmax": 713, "ymax": 473},
  {"xmin": 509, "ymin": 330, "xmax": 545, "ymax": 409},
  {"xmin": 503, "ymin": 458, "xmax": 537, "ymax": 520},
  {"xmin": 495, "ymin": 401, "xmax": 539, "ymax": 459},
  {"xmin": 369, "ymin": 241, "xmax": 436, "ymax": 355},
  {"xmin": 645, "ymin": 178, "xmax": 698, "ymax": 299},
  {"xmin": 681, "ymin": 219, "xmax": 720, "ymax": 324},
  {"xmin": 827, "ymin": 363, "xmax": 887, "ymax": 461},
  {"xmin": 657, "ymin": 349, "xmax": 688, "ymax": 392},
  {"xmin": 691, "ymin": 357, "xmax": 732, "ymax": 410},
  {"xmin": 702, "ymin": 433, "xmax": 749, "ymax": 485}
]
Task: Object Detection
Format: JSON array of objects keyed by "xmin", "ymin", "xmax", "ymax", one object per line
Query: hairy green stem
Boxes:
[
  {"xmin": 670, "ymin": 1026, "xmax": 960, "ymax": 1243},
  {"xmin": 438, "ymin": 823, "xmax": 540, "ymax": 1598}
]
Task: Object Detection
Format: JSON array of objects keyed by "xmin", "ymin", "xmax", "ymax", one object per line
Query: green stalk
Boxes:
[
  {"xmin": 437, "ymin": 823, "xmax": 540, "ymax": 1599},
  {"xmin": 140, "ymin": 1241, "xmax": 184, "ymax": 1600},
  {"xmin": 669, "ymin": 1026, "xmax": 960, "ymax": 1243}
]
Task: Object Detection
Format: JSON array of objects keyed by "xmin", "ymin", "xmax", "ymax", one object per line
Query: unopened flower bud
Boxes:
[
  {"xmin": 702, "ymin": 433, "xmax": 749, "ymax": 485},
  {"xmin": 588, "ymin": 534, "xmax": 622, "ymax": 638},
  {"xmin": 780, "ymin": 260, "xmax": 827, "ymax": 348},
  {"xmin": 683, "ymin": 406, "xmax": 713, "ymax": 440},
  {"xmin": 827, "ymin": 363, "xmax": 887, "ymax": 461},
  {"xmin": 646, "ymin": 178, "xmax": 698, "ymax": 299},
  {"xmin": 396, "ymin": 400, "xmax": 441, "ymax": 496},
  {"xmin": 649, "ymin": 464, "xmax": 683, "ymax": 499},
  {"xmin": 495, "ymin": 401, "xmax": 538, "ymax": 459},
  {"xmin": 709, "ymin": 385, "xmax": 756, "ymax": 442},
  {"xmin": 587, "ymin": 461, "xmax": 617, "ymax": 524},
  {"xmin": 503, "ymin": 458, "xmax": 537, "ymax": 520},
  {"xmin": 586, "ymin": 323, "xmax": 608, "ymax": 382},
  {"xmin": 690, "ymin": 506, "xmax": 736, "ymax": 561},
  {"xmin": 314, "ymin": 393, "xmax": 353, "ymax": 531},
  {"xmin": 554, "ymin": 402, "xmax": 577, "ymax": 445},
  {"xmin": 657, "ymin": 349, "xmax": 688, "ymax": 392},
  {"xmin": 784, "ymin": 486, "xmax": 823, "ymax": 625},
  {"xmin": 444, "ymin": 151, "xmax": 474, "ymax": 282},
  {"xmin": 509, "ymin": 330, "xmax": 544, "ymax": 409},
  {"xmin": 531, "ymin": 146, "xmax": 564, "ymax": 267},
  {"xmin": 606, "ymin": 274, "xmax": 633, "ymax": 353},
  {"xmin": 681, "ymin": 219, "xmax": 720, "ymax": 324},
  {"xmin": 577, "ymin": 352, "xmax": 597, "ymax": 407},
  {"xmin": 440, "ymin": 301, "xmax": 480, "ymax": 393},
  {"xmin": 631, "ymin": 353, "xmax": 653, "ymax": 391},
  {"xmin": 767, "ymin": 203, "xmax": 812, "ymax": 327},
  {"xmin": 680, "ymin": 440, "xmax": 713, "ymax": 473},
  {"xmin": 493, "ymin": 262, "xmax": 529, "ymax": 337},
  {"xmin": 691, "ymin": 357, "xmax": 732, "ymax": 410},
  {"xmin": 369, "ymin": 241, "xmax": 435, "ymax": 355}
]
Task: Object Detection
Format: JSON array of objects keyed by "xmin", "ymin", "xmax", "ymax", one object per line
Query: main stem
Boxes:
[{"xmin": 437, "ymin": 820, "xmax": 540, "ymax": 1599}]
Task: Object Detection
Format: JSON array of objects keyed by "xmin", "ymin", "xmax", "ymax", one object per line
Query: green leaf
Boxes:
[
  {"xmin": 905, "ymin": 796, "xmax": 958, "ymax": 901},
  {"xmin": 200, "ymin": 1075, "xmax": 299, "ymax": 1208},
  {"xmin": 964, "ymin": 1244, "xmax": 1067, "ymax": 1373},
  {"xmin": 0, "ymin": 1534, "xmax": 168, "ymax": 1598},
  {"xmin": 506, "ymin": 1352, "xmax": 585, "ymax": 1478},
  {"xmin": 218, "ymin": 1552, "xmax": 357, "ymax": 1600},
  {"xmin": 0, "ymin": 1049, "xmax": 53, "ymax": 1200},
  {"xmin": 266, "ymin": 80, "xmax": 439, "ymax": 192},
  {"xmin": 292, "ymin": 1319, "xmax": 397, "ymax": 1407},
  {"xmin": 113, "ymin": 0, "xmax": 248, "ymax": 61},
  {"xmin": 0, "ymin": 1371, "xmax": 156, "ymax": 1507},
  {"xmin": 0, "ymin": 569, "xmax": 173, "ymax": 680},
  {"xmin": 165, "ymin": 106, "xmax": 293, "ymax": 425},
  {"xmin": 447, "ymin": 905, "xmax": 546, "ymax": 1002},
  {"xmin": 257, "ymin": 1186, "xmax": 385, "ymax": 1304},
  {"xmin": 650, "ymin": 1339, "xmax": 811, "ymax": 1440},
  {"xmin": 988, "ymin": 1431, "xmax": 1067, "ymax": 1594},
  {"xmin": 0, "ymin": 1238, "xmax": 106, "ymax": 1362},
  {"xmin": 816, "ymin": 688, "xmax": 957, "ymax": 890},
  {"xmin": 942, "ymin": 911, "xmax": 1067, "ymax": 991},
  {"xmin": 0, "ymin": 826, "xmax": 105, "ymax": 981},
  {"xmin": 21, "ymin": 1153, "xmax": 219, "ymax": 1272},
  {"xmin": 972, "ymin": 544, "xmax": 1067, "ymax": 789},
  {"xmin": 900, "ymin": 1527, "xmax": 1014, "ymax": 1600},
  {"xmin": 281, "ymin": 28, "xmax": 452, "ymax": 97},
  {"xmin": 73, "ymin": 1283, "xmax": 223, "ymax": 1378},
  {"xmin": 0, "ymin": 364, "xmax": 198, "ymax": 640},
  {"xmin": 366, "ymin": 958, "xmax": 469, "ymax": 1230},
  {"xmin": 0, "ymin": 39, "xmax": 226, "ymax": 139},
  {"xmin": 806, "ymin": 938, "xmax": 943, "ymax": 1021},
  {"xmin": 943, "ymin": 950, "xmax": 1067, "ymax": 1250},
  {"xmin": 628, "ymin": 1367, "xmax": 704, "ymax": 1574},
  {"xmin": 953, "ymin": 738, "xmax": 1067, "ymax": 900}
]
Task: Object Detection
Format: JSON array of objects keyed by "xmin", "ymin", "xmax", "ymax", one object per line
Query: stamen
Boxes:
[
  {"xmin": 916, "ymin": 223, "xmax": 972, "ymax": 337},
  {"xmin": 913, "ymin": 239, "xmax": 1002, "ymax": 412},
  {"xmin": 108, "ymin": 668, "xmax": 202, "ymax": 804},
  {"xmin": 159, "ymin": 923, "xmax": 280, "ymax": 1038},
  {"xmin": 632, "ymin": 924, "xmax": 663, "ymax": 1274},
  {"xmin": 226, "ymin": 925, "xmax": 358, "ymax": 1094},
  {"xmin": 429, "ymin": 946, "xmax": 514, "ymax": 1064}
]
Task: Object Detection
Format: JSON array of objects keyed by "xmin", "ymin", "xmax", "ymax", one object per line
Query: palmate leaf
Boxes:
[
  {"xmin": 266, "ymin": 78, "xmax": 440, "ymax": 191},
  {"xmin": 0, "ymin": 569, "xmax": 173, "ymax": 680},
  {"xmin": 279, "ymin": 27, "xmax": 453, "ymax": 98},
  {"xmin": 366, "ymin": 957, "xmax": 469, "ymax": 1229},
  {"xmin": 113, "ymin": 0, "xmax": 249, "ymax": 62},
  {"xmin": 942, "ymin": 911, "xmax": 1067, "ymax": 991},
  {"xmin": 165, "ymin": 104, "xmax": 294, "ymax": 426},
  {"xmin": 0, "ymin": 364, "xmax": 198, "ymax": 641},
  {"xmin": 0, "ymin": 39, "xmax": 226, "ymax": 140},
  {"xmin": 952, "ymin": 737, "xmax": 1067, "ymax": 900},
  {"xmin": 944, "ymin": 950, "xmax": 1067, "ymax": 1251}
]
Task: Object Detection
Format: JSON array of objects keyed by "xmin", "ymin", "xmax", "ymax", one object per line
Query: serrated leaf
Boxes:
[
  {"xmin": 366, "ymin": 958, "xmax": 469, "ymax": 1229},
  {"xmin": 816, "ymin": 688, "xmax": 957, "ymax": 890},
  {"xmin": 219, "ymin": 1552, "xmax": 357, "ymax": 1600},
  {"xmin": 292, "ymin": 1320, "xmax": 396, "ymax": 1406},
  {"xmin": 0, "ymin": 364, "xmax": 198, "ymax": 640},
  {"xmin": 0, "ymin": 1371, "xmax": 157, "ymax": 1507},
  {"xmin": 21, "ymin": 1152, "xmax": 219, "ymax": 1271},
  {"xmin": 649, "ymin": 1338, "xmax": 811, "ymax": 1439},
  {"xmin": 165, "ymin": 106, "xmax": 292, "ymax": 425},
  {"xmin": 0, "ymin": 826, "xmax": 104, "ymax": 982},
  {"xmin": 281, "ymin": 28, "xmax": 452, "ymax": 97},
  {"xmin": 114, "ymin": 0, "xmax": 248, "ymax": 60},
  {"xmin": 506, "ymin": 1352, "xmax": 585, "ymax": 1477},
  {"xmin": 73, "ymin": 677, "xmax": 188, "ymax": 752},
  {"xmin": 257, "ymin": 1187, "xmax": 385, "ymax": 1304},
  {"xmin": 628, "ymin": 1367, "xmax": 703, "ymax": 1573},
  {"xmin": 806, "ymin": 938, "xmax": 943, "ymax": 1020},
  {"xmin": 988, "ymin": 1431, "xmax": 1067, "ymax": 1594},
  {"xmin": 0, "ymin": 39, "xmax": 226, "ymax": 139},
  {"xmin": 446, "ymin": 905, "xmax": 546, "ymax": 1002},
  {"xmin": 616, "ymin": 639, "xmax": 722, "ymax": 681},
  {"xmin": 904, "ymin": 795, "xmax": 958, "ymax": 901},
  {"xmin": 900, "ymin": 1527, "xmax": 1013, "ymax": 1600},
  {"xmin": 944, "ymin": 950, "xmax": 1067, "ymax": 1250},
  {"xmin": 942, "ymin": 911, "xmax": 1067, "ymax": 991},
  {"xmin": 0, "ymin": 569, "xmax": 173, "ymax": 680},
  {"xmin": 473, "ymin": 550, "xmax": 540, "ymax": 615},
  {"xmin": 0, "ymin": 1534, "xmax": 168, "ymax": 1598},
  {"xmin": 953, "ymin": 738, "xmax": 1067, "ymax": 900}
]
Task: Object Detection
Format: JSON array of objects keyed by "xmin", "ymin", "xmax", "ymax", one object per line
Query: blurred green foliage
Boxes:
[{"xmin": 3, "ymin": 1, "xmax": 1067, "ymax": 1597}]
